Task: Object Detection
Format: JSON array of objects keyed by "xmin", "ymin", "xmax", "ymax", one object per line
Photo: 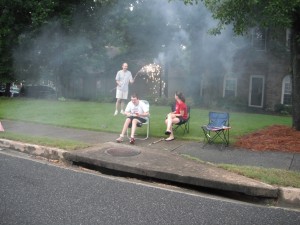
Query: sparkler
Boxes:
[
  {"xmin": 133, "ymin": 63, "xmax": 162, "ymax": 80},
  {"xmin": 148, "ymin": 138, "xmax": 165, "ymax": 145},
  {"xmin": 134, "ymin": 63, "xmax": 165, "ymax": 98}
]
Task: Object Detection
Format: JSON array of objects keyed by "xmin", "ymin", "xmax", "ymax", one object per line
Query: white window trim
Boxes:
[
  {"xmin": 249, "ymin": 75, "xmax": 265, "ymax": 108},
  {"xmin": 223, "ymin": 77, "xmax": 237, "ymax": 97},
  {"xmin": 251, "ymin": 27, "xmax": 267, "ymax": 51},
  {"xmin": 281, "ymin": 75, "xmax": 292, "ymax": 105}
]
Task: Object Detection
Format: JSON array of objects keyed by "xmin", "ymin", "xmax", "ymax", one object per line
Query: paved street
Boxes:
[
  {"xmin": 1, "ymin": 150, "xmax": 299, "ymax": 225},
  {"xmin": 1, "ymin": 119, "xmax": 300, "ymax": 209}
]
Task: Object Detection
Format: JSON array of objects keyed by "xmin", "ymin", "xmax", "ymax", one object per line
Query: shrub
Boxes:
[{"xmin": 274, "ymin": 104, "xmax": 292, "ymax": 115}]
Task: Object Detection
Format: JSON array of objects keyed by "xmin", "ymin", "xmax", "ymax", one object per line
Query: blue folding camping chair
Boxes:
[{"xmin": 201, "ymin": 112, "xmax": 231, "ymax": 146}]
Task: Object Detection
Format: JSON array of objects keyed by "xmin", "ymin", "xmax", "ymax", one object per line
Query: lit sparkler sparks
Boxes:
[
  {"xmin": 134, "ymin": 63, "xmax": 161, "ymax": 79},
  {"xmin": 134, "ymin": 63, "xmax": 165, "ymax": 98}
]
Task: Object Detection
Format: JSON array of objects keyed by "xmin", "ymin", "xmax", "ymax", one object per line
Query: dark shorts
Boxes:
[
  {"xmin": 176, "ymin": 116, "xmax": 187, "ymax": 125},
  {"xmin": 127, "ymin": 116, "xmax": 147, "ymax": 128}
]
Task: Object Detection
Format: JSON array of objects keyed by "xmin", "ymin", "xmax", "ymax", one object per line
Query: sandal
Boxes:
[
  {"xmin": 165, "ymin": 130, "xmax": 171, "ymax": 135},
  {"xmin": 116, "ymin": 136, "xmax": 123, "ymax": 143},
  {"xmin": 129, "ymin": 137, "xmax": 135, "ymax": 145},
  {"xmin": 165, "ymin": 137, "xmax": 175, "ymax": 141}
]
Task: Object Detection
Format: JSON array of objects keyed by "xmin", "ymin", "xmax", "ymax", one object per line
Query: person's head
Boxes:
[
  {"xmin": 130, "ymin": 93, "xmax": 139, "ymax": 105},
  {"xmin": 175, "ymin": 91, "xmax": 185, "ymax": 103},
  {"xmin": 122, "ymin": 63, "xmax": 128, "ymax": 71}
]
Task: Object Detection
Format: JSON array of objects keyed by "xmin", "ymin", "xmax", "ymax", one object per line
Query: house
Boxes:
[{"xmin": 167, "ymin": 27, "xmax": 292, "ymax": 112}]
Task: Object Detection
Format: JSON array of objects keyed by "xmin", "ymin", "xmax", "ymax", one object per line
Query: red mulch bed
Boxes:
[{"xmin": 234, "ymin": 125, "xmax": 300, "ymax": 153}]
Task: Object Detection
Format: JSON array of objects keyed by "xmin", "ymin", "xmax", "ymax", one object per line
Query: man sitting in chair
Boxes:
[
  {"xmin": 164, "ymin": 91, "xmax": 188, "ymax": 141},
  {"xmin": 116, "ymin": 93, "xmax": 149, "ymax": 145}
]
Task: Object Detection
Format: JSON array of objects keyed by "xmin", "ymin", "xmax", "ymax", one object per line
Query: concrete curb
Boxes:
[
  {"xmin": 0, "ymin": 139, "xmax": 67, "ymax": 160},
  {"xmin": 0, "ymin": 139, "xmax": 299, "ymax": 209},
  {"xmin": 63, "ymin": 142, "xmax": 279, "ymax": 198},
  {"xmin": 278, "ymin": 187, "xmax": 300, "ymax": 208}
]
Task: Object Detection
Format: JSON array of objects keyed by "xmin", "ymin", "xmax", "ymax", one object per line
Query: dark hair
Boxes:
[
  {"xmin": 175, "ymin": 91, "xmax": 185, "ymax": 102},
  {"xmin": 131, "ymin": 93, "xmax": 139, "ymax": 99}
]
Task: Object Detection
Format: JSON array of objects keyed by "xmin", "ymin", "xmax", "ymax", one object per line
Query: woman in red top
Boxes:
[{"xmin": 164, "ymin": 91, "xmax": 188, "ymax": 141}]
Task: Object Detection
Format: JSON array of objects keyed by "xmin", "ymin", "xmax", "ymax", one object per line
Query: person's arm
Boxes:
[
  {"xmin": 126, "ymin": 111, "xmax": 133, "ymax": 117},
  {"xmin": 116, "ymin": 80, "xmax": 121, "ymax": 87},
  {"xmin": 124, "ymin": 103, "xmax": 132, "ymax": 116},
  {"xmin": 129, "ymin": 72, "xmax": 134, "ymax": 84},
  {"xmin": 115, "ymin": 72, "xmax": 121, "ymax": 87},
  {"xmin": 139, "ymin": 111, "xmax": 149, "ymax": 117},
  {"xmin": 168, "ymin": 109, "xmax": 177, "ymax": 117},
  {"xmin": 137, "ymin": 102, "xmax": 149, "ymax": 117},
  {"xmin": 179, "ymin": 109, "xmax": 184, "ymax": 116},
  {"xmin": 175, "ymin": 103, "xmax": 185, "ymax": 117},
  {"xmin": 172, "ymin": 109, "xmax": 183, "ymax": 117},
  {"xmin": 171, "ymin": 103, "xmax": 179, "ymax": 116}
]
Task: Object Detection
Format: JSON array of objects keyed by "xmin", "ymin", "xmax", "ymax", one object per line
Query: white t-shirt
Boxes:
[
  {"xmin": 115, "ymin": 70, "xmax": 133, "ymax": 92},
  {"xmin": 125, "ymin": 100, "xmax": 149, "ymax": 119}
]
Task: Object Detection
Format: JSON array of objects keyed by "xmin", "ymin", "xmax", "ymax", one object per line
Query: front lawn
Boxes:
[{"xmin": 0, "ymin": 97, "xmax": 292, "ymax": 143}]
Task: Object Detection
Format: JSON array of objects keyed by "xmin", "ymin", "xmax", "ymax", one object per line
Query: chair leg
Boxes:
[
  {"xmin": 202, "ymin": 128, "xmax": 211, "ymax": 144},
  {"xmin": 202, "ymin": 128, "xmax": 230, "ymax": 147},
  {"xmin": 127, "ymin": 124, "xmax": 149, "ymax": 140},
  {"xmin": 174, "ymin": 121, "xmax": 189, "ymax": 134},
  {"xmin": 183, "ymin": 123, "xmax": 188, "ymax": 134}
]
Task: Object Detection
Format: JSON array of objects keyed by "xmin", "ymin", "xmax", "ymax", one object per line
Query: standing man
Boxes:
[{"xmin": 114, "ymin": 62, "xmax": 134, "ymax": 116}]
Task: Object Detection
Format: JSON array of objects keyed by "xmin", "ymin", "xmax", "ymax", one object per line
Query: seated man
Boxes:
[{"xmin": 116, "ymin": 93, "xmax": 149, "ymax": 144}]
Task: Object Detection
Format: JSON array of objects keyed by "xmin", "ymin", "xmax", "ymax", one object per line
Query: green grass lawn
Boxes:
[{"xmin": 0, "ymin": 97, "xmax": 292, "ymax": 143}]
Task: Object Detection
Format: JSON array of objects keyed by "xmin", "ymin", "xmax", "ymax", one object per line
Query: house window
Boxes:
[
  {"xmin": 223, "ymin": 78, "xmax": 237, "ymax": 98},
  {"xmin": 281, "ymin": 75, "xmax": 292, "ymax": 105},
  {"xmin": 249, "ymin": 75, "xmax": 265, "ymax": 108},
  {"xmin": 252, "ymin": 27, "xmax": 267, "ymax": 51}
]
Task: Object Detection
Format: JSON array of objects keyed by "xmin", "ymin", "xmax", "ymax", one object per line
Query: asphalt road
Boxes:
[{"xmin": 0, "ymin": 149, "xmax": 299, "ymax": 225}]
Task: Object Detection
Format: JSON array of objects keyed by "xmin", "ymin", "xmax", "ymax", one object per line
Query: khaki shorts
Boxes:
[{"xmin": 116, "ymin": 89, "xmax": 128, "ymax": 99}]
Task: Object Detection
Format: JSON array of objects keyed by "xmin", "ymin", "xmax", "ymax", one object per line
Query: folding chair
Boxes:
[
  {"xmin": 201, "ymin": 112, "xmax": 231, "ymax": 146},
  {"xmin": 173, "ymin": 105, "xmax": 190, "ymax": 134},
  {"xmin": 127, "ymin": 100, "xmax": 150, "ymax": 140}
]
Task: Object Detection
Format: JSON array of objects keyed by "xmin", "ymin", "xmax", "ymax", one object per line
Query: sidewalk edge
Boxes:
[{"xmin": 0, "ymin": 139, "xmax": 67, "ymax": 160}]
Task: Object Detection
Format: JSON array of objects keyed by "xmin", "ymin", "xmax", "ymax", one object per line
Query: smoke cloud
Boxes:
[{"xmin": 13, "ymin": 0, "xmax": 247, "ymax": 100}]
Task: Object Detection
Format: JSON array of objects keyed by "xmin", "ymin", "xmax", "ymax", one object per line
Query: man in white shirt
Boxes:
[
  {"xmin": 114, "ymin": 63, "xmax": 134, "ymax": 115},
  {"xmin": 116, "ymin": 93, "xmax": 149, "ymax": 144}
]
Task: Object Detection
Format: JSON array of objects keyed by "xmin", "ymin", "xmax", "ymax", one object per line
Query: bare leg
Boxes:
[
  {"xmin": 165, "ymin": 113, "xmax": 175, "ymax": 132},
  {"xmin": 120, "ymin": 100, "xmax": 125, "ymax": 112},
  {"xmin": 165, "ymin": 114, "xmax": 180, "ymax": 140},
  {"xmin": 168, "ymin": 129, "xmax": 175, "ymax": 140},
  {"xmin": 115, "ymin": 98, "xmax": 121, "ymax": 111},
  {"xmin": 120, "ymin": 118, "xmax": 131, "ymax": 136},
  {"xmin": 130, "ymin": 118, "xmax": 139, "ymax": 138}
]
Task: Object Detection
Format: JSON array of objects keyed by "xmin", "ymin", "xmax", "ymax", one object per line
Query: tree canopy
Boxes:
[
  {"xmin": 0, "ymin": 0, "xmax": 114, "ymax": 83},
  {"xmin": 178, "ymin": 0, "xmax": 300, "ymax": 33},
  {"xmin": 2, "ymin": 0, "xmax": 193, "ymax": 85}
]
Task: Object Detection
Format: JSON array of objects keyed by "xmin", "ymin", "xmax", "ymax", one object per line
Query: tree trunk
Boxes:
[{"xmin": 291, "ymin": 13, "xmax": 300, "ymax": 131}]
